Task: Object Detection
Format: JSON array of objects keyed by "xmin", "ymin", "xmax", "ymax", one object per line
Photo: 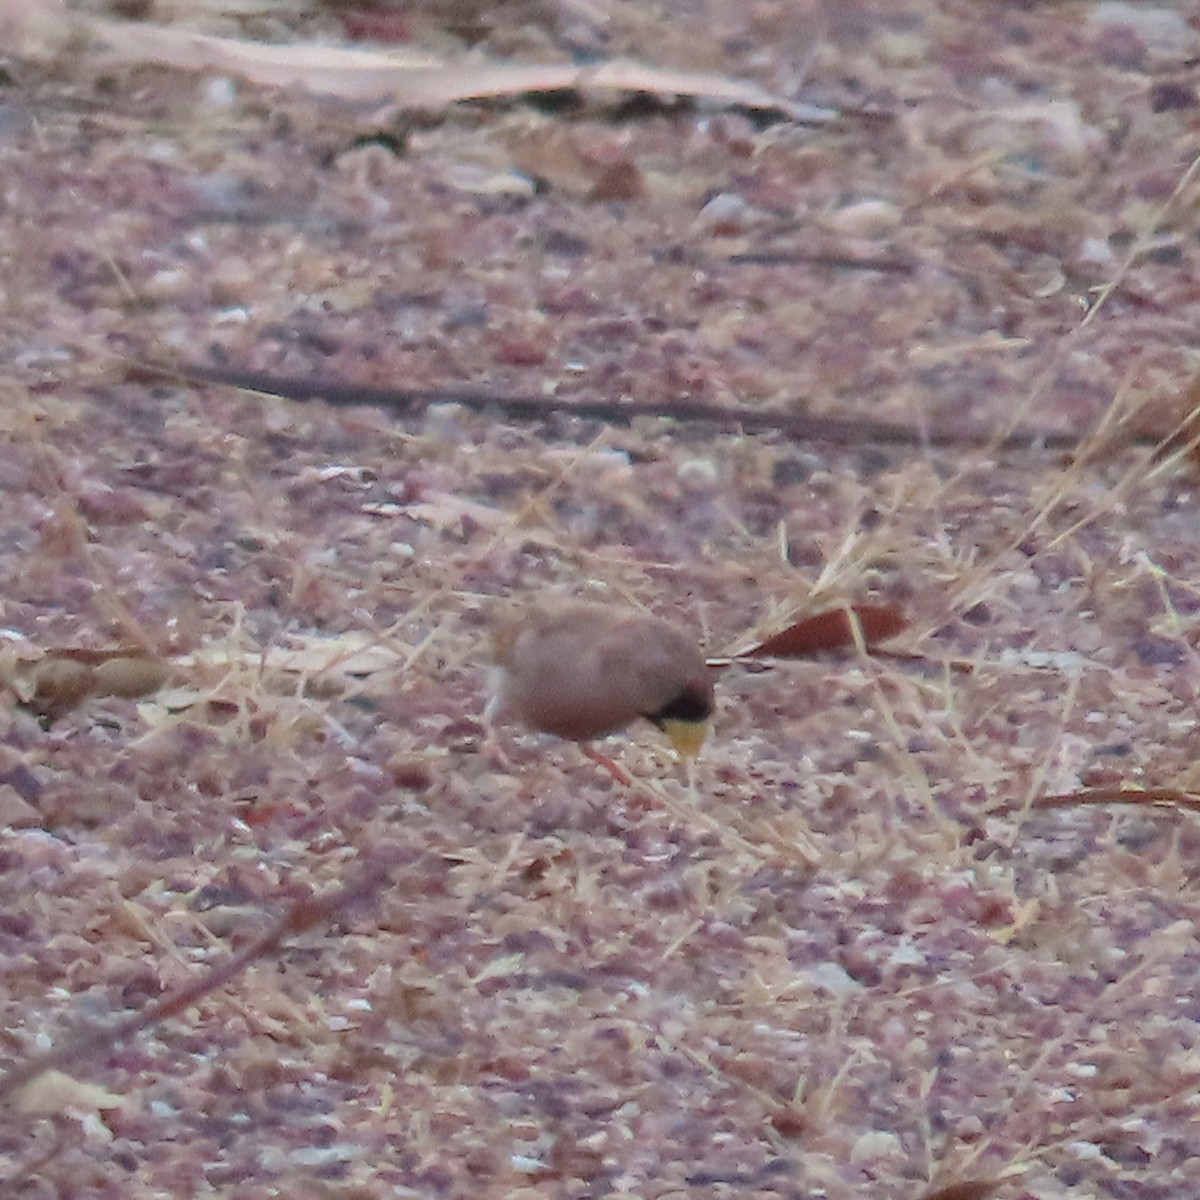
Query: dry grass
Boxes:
[{"xmin": 1, "ymin": 2, "xmax": 1200, "ymax": 1198}]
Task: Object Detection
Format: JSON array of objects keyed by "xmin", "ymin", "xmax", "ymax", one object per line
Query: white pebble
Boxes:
[
  {"xmin": 822, "ymin": 198, "xmax": 902, "ymax": 239},
  {"xmin": 202, "ymin": 76, "xmax": 238, "ymax": 107}
]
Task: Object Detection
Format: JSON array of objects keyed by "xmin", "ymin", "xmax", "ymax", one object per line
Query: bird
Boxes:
[{"xmin": 484, "ymin": 598, "xmax": 715, "ymax": 772}]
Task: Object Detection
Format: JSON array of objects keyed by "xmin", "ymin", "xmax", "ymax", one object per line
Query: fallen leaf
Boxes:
[
  {"xmin": 918, "ymin": 1181, "xmax": 1002, "ymax": 1200},
  {"xmin": 731, "ymin": 603, "xmax": 908, "ymax": 660},
  {"xmin": 1147, "ymin": 370, "xmax": 1200, "ymax": 465},
  {"xmin": 0, "ymin": 2, "xmax": 833, "ymax": 121},
  {"xmin": 15, "ymin": 1070, "xmax": 123, "ymax": 1116},
  {"xmin": 12, "ymin": 649, "xmax": 170, "ymax": 718}
]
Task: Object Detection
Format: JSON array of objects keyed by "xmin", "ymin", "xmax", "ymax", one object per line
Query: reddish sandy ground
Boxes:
[{"xmin": 2, "ymin": 2, "xmax": 1200, "ymax": 1198}]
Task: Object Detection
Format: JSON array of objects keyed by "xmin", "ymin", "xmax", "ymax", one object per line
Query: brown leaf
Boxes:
[
  {"xmin": 737, "ymin": 603, "xmax": 907, "ymax": 659},
  {"xmin": 91, "ymin": 655, "xmax": 171, "ymax": 699},
  {"xmin": 25, "ymin": 657, "xmax": 96, "ymax": 716},
  {"xmin": 18, "ymin": 649, "xmax": 169, "ymax": 718},
  {"xmin": 1148, "ymin": 370, "xmax": 1200, "ymax": 463},
  {"xmin": 918, "ymin": 1182, "xmax": 1002, "ymax": 1200}
]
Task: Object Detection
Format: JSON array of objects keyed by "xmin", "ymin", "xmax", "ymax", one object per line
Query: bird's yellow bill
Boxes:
[{"xmin": 661, "ymin": 718, "xmax": 709, "ymax": 759}]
